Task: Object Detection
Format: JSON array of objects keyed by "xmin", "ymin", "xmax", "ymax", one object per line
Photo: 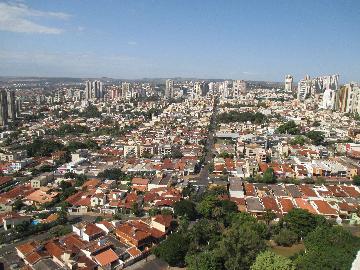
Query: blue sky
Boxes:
[{"xmin": 0, "ymin": 0, "xmax": 359, "ymax": 82}]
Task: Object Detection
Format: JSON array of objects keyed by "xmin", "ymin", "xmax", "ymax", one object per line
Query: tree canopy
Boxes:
[
  {"xmin": 280, "ymin": 209, "xmax": 327, "ymax": 239},
  {"xmin": 217, "ymin": 111, "xmax": 267, "ymax": 124},
  {"xmin": 294, "ymin": 226, "xmax": 360, "ymax": 270},
  {"xmin": 173, "ymin": 199, "xmax": 198, "ymax": 220},
  {"xmin": 276, "ymin": 121, "xmax": 300, "ymax": 135},
  {"xmin": 153, "ymin": 233, "xmax": 190, "ymax": 267},
  {"xmin": 251, "ymin": 251, "xmax": 295, "ymax": 270}
]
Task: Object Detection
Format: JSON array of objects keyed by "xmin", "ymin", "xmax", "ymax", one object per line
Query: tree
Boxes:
[
  {"xmin": 153, "ymin": 232, "xmax": 190, "ymax": 267},
  {"xmin": 188, "ymin": 219, "xmax": 221, "ymax": 252},
  {"xmin": 352, "ymin": 175, "xmax": 360, "ymax": 186},
  {"xmin": 217, "ymin": 111, "xmax": 267, "ymax": 124},
  {"xmin": 290, "ymin": 135, "xmax": 306, "ymax": 146},
  {"xmin": 280, "ymin": 209, "xmax": 327, "ymax": 239},
  {"xmin": 13, "ymin": 199, "xmax": 24, "ymax": 211},
  {"xmin": 276, "ymin": 121, "xmax": 300, "ymax": 135},
  {"xmin": 219, "ymin": 224, "xmax": 266, "ymax": 270},
  {"xmin": 131, "ymin": 202, "xmax": 140, "ymax": 216},
  {"xmin": 251, "ymin": 251, "xmax": 295, "ymax": 270},
  {"xmin": 186, "ymin": 251, "xmax": 223, "ymax": 270},
  {"xmin": 218, "ymin": 152, "xmax": 234, "ymax": 159},
  {"xmin": 196, "ymin": 195, "xmax": 218, "ymax": 219},
  {"xmin": 295, "ymin": 226, "xmax": 360, "ymax": 270},
  {"xmin": 173, "ymin": 200, "xmax": 197, "ymax": 220},
  {"xmin": 98, "ymin": 168, "xmax": 129, "ymax": 181},
  {"xmin": 263, "ymin": 209, "xmax": 276, "ymax": 225},
  {"xmin": 263, "ymin": 168, "xmax": 277, "ymax": 184},
  {"xmin": 273, "ymin": 228, "xmax": 298, "ymax": 247},
  {"xmin": 305, "ymin": 131, "xmax": 325, "ymax": 146}
]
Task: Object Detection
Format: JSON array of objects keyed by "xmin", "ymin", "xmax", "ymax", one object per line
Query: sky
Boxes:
[{"xmin": 0, "ymin": 0, "xmax": 360, "ymax": 82}]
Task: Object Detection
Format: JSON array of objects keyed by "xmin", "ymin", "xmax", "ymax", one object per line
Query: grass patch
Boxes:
[{"xmin": 270, "ymin": 243, "xmax": 305, "ymax": 257}]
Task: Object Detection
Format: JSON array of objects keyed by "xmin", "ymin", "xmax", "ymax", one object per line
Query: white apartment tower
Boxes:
[
  {"xmin": 285, "ymin": 75, "xmax": 293, "ymax": 91},
  {"xmin": 232, "ymin": 80, "xmax": 247, "ymax": 98},
  {"xmin": 297, "ymin": 75, "xmax": 312, "ymax": 101},
  {"xmin": 121, "ymin": 82, "xmax": 130, "ymax": 100},
  {"xmin": 165, "ymin": 79, "xmax": 174, "ymax": 99}
]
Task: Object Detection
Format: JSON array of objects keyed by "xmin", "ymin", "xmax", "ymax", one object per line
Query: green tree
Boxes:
[
  {"xmin": 196, "ymin": 195, "xmax": 219, "ymax": 219},
  {"xmin": 290, "ymin": 135, "xmax": 306, "ymax": 146},
  {"xmin": 251, "ymin": 251, "xmax": 295, "ymax": 270},
  {"xmin": 188, "ymin": 219, "xmax": 221, "ymax": 252},
  {"xmin": 273, "ymin": 228, "xmax": 298, "ymax": 247},
  {"xmin": 352, "ymin": 175, "xmax": 360, "ymax": 186},
  {"xmin": 263, "ymin": 168, "xmax": 277, "ymax": 184},
  {"xmin": 219, "ymin": 224, "xmax": 266, "ymax": 270},
  {"xmin": 295, "ymin": 226, "xmax": 360, "ymax": 270},
  {"xmin": 276, "ymin": 121, "xmax": 300, "ymax": 135},
  {"xmin": 131, "ymin": 202, "xmax": 140, "ymax": 216},
  {"xmin": 13, "ymin": 199, "xmax": 24, "ymax": 211},
  {"xmin": 305, "ymin": 131, "xmax": 325, "ymax": 145},
  {"xmin": 153, "ymin": 232, "xmax": 190, "ymax": 267},
  {"xmin": 263, "ymin": 209, "xmax": 276, "ymax": 225},
  {"xmin": 173, "ymin": 200, "xmax": 197, "ymax": 220},
  {"xmin": 280, "ymin": 209, "xmax": 327, "ymax": 239},
  {"xmin": 186, "ymin": 251, "xmax": 223, "ymax": 270}
]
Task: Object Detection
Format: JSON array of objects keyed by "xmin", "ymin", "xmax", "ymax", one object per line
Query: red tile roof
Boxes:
[
  {"xmin": 94, "ymin": 248, "xmax": 119, "ymax": 266},
  {"xmin": 312, "ymin": 200, "xmax": 338, "ymax": 216}
]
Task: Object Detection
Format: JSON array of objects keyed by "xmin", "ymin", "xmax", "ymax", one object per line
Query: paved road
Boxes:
[{"xmin": 193, "ymin": 97, "xmax": 218, "ymax": 187}]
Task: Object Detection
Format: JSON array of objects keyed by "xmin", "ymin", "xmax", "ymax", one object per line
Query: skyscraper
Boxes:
[
  {"xmin": 122, "ymin": 82, "xmax": 130, "ymax": 99},
  {"xmin": 232, "ymin": 80, "xmax": 247, "ymax": 98},
  {"xmin": 85, "ymin": 81, "xmax": 92, "ymax": 100},
  {"xmin": 0, "ymin": 90, "xmax": 8, "ymax": 126},
  {"xmin": 165, "ymin": 79, "xmax": 174, "ymax": 99},
  {"xmin": 6, "ymin": 90, "xmax": 16, "ymax": 120},
  {"xmin": 284, "ymin": 75, "xmax": 293, "ymax": 91},
  {"xmin": 338, "ymin": 83, "xmax": 360, "ymax": 113},
  {"xmin": 297, "ymin": 75, "xmax": 312, "ymax": 101}
]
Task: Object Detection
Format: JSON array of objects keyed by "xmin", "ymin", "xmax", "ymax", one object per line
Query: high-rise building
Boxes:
[
  {"xmin": 313, "ymin": 74, "xmax": 339, "ymax": 94},
  {"xmin": 284, "ymin": 75, "xmax": 293, "ymax": 91},
  {"xmin": 7, "ymin": 90, "xmax": 16, "ymax": 120},
  {"xmin": 121, "ymin": 82, "xmax": 130, "ymax": 99},
  {"xmin": 165, "ymin": 79, "xmax": 174, "ymax": 99},
  {"xmin": 297, "ymin": 75, "xmax": 312, "ymax": 101},
  {"xmin": 232, "ymin": 80, "xmax": 247, "ymax": 98},
  {"xmin": 85, "ymin": 81, "xmax": 92, "ymax": 100},
  {"xmin": 338, "ymin": 83, "xmax": 360, "ymax": 113},
  {"xmin": 15, "ymin": 99, "xmax": 21, "ymax": 118},
  {"xmin": 219, "ymin": 81, "xmax": 230, "ymax": 98},
  {"xmin": 194, "ymin": 82, "xmax": 202, "ymax": 98},
  {"xmin": 0, "ymin": 90, "xmax": 8, "ymax": 126},
  {"xmin": 84, "ymin": 80, "xmax": 103, "ymax": 100}
]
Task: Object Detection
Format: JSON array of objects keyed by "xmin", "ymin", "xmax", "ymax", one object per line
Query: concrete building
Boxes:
[
  {"xmin": 85, "ymin": 80, "xmax": 92, "ymax": 100},
  {"xmin": 285, "ymin": 75, "xmax": 293, "ymax": 91},
  {"xmin": 165, "ymin": 79, "xmax": 174, "ymax": 99},
  {"xmin": 122, "ymin": 82, "xmax": 130, "ymax": 100},
  {"xmin": 7, "ymin": 90, "xmax": 16, "ymax": 120},
  {"xmin": 0, "ymin": 90, "xmax": 8, "ymax": 126},
  {"xmin": 338, "ymin": 83, "xmax": 360, "ymax": 114},
  {"xmin": 232, "ymin": 80, "xmax": 247, "ymax": 98},
  {"xmin": 297, "ymin": 75, "xmax": 312, "ymax": 101}
]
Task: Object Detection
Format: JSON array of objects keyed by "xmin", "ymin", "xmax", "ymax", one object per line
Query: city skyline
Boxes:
[{"xmin": 1, "ymin": 0, "xmax": 360, "ymax": 82}]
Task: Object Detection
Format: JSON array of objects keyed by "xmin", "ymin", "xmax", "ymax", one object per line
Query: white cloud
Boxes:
[
  {"xmin": 127, "ymin": 41, "xmax": 137, "ymax": 45},
  {"xmin": 0, "ymin": 2, "xmax": 70, "ymax": 34}
]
